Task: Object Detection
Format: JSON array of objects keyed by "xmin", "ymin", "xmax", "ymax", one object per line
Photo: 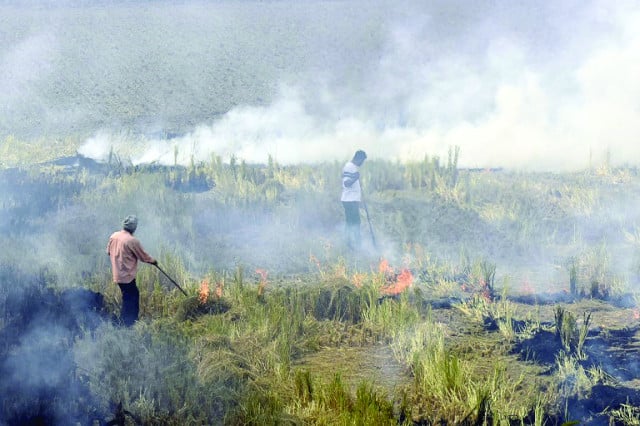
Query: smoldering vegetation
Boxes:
[
  {"xmin": 3, "ymin": 151, "xmax": 640, "ymax": 424},
  {"xmin": 3, "ymin": 1, "xmax": 640, "ymax": 423},
  {"xmin": 0, "ymin": 265, "xmax": 107, "ymax": 424}
]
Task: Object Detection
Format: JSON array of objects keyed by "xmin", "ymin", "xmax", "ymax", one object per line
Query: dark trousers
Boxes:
[
  {"xmin": 118, "ymin": 280, "xmax": 139, "ymax": 327},
  {"xmin": 342, "ymin": 201, "xmax": 361, "ymax": 249}
]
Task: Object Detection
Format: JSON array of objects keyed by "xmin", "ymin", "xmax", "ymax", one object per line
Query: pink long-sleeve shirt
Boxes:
[{"xmin": 106, "ymin": 230, "xmax": 156, "ymax": 283}]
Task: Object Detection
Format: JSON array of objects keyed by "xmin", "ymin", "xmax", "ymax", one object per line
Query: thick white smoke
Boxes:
[
  {"xmin": 70, "ymin": 1, "xmax": 640, "ymax": 171},
  {"xmin": 1, "ymin": 1, "xmax": 638, "ymax": 169}
]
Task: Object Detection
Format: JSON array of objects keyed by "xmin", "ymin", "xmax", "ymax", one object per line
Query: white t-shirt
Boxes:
[{"xmin": 341, "ymin": 161, "xmax": 361, "ymax": 202}]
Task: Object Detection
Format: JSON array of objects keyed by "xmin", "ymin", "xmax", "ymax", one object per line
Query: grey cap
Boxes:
[{"xmin": 123, "ymin": 215, "xmax": 138, "ymax": 232}]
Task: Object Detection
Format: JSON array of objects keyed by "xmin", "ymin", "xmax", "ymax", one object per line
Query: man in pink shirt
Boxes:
[{"xmin": 106, "ymin": 215, "xmax": 157, "ymax": 326}]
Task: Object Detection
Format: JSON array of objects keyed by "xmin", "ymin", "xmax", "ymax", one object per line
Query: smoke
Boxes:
[
  {"xmin": 0, "ymin": 29, "xmax": 58, "ymax": 135},
  {"xmin": 0, "ymin": 32, "xmax": 56, "ymax": 100},
  {"xmin": 0, "ymin": 274, "xmax": 107, "ymax": 424},
  {"xmin": 61, "ymin": 1, "xmax": 640, "ymax": 171},
  {"xmin": 0, "ymin": 1, "xmax": 638, "ymax": 168},
  {"xmin": 3, "ymin": 0, "xmax": 640, "ymax": 283},
  {"xmin": 3, "ymin": 6, "xmax": 640, "ymax": 424},
  {"xmin": 79, "ymin": 86, "xmax": 378, "ymax": 165}
]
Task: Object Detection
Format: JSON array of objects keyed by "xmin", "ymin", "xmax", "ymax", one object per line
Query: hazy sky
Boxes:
[{"xmin": 2, "ymin": 0, "xmax": 639, "ymax": 169}]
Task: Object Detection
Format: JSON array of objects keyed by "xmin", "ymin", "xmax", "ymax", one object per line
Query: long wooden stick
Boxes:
[
  {"xmin": 154, "ymin": 264, "xmax": 188, "ymax": 296},
  {"xmin": 361, "ymin": 197, "xmax": 377, "ymax": 249}
]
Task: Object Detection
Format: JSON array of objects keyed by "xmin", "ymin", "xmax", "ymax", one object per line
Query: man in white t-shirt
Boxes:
[{"xmin": 341, "ymin": 150, "xmax": 367, "ymax": 249}]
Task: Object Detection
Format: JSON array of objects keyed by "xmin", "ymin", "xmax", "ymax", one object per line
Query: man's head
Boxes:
[
  {"xmin": 123, "ymin": 215, "xmax": 138, "ymax": 233},
  {"xmin": 352, "ymin": 150, "xmax": 367, "ymax": 166}
]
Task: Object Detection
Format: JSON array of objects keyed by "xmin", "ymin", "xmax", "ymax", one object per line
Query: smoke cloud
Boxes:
[
  {"xmin": 0, "ymin": 1, "xmax": 637, "ymax": 170},
  {"xmin": 6, "ymin": 5, "xmax": 640, "ymax": 424}
]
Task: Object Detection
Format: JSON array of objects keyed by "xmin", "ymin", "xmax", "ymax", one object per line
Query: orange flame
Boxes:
[
  {"xmin": 381, "ymin": 268, "xmax": 414, "ymax": 295},
  {"xmin": 352, "ymin": 273, "xmax": 366, "ymax": 288},
  {"xmin": 378, "ymin": 259, "xmax": 393, "ymax": 275},
  {"xmin": 199, "ymin": 279, "xmax": 210, "ymax": 304},
  {"xmin": 256, "ymin": 269, "xmax": 268, "ymax": 296},
  {"xmin": 633, "ymin": 309, "xmax": 640, "ymax": 320},
  {"xmin": 215, "ymin": 281, "xmax": 224, "ymax": 298}
]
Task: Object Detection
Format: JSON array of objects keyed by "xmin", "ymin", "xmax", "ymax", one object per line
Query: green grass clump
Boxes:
[{"xmin": 284, "ymin": 372, "xmax": 399, "ymax": 425}]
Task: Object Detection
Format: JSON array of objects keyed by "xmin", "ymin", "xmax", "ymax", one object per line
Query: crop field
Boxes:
[
  {"xmin": 0, "ymin": 1, "xmax": 386, "ymax": 141},
  {"xmin": 2, "ymin": 145, "xmax": 640, "ymax": 425},
  {"xmin": 3, "ymin": 1, "xmax": 640, "ymax": 425}
]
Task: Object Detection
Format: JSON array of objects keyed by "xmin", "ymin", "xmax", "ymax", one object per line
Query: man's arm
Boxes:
[
  {"xmin": 130, "ymin": 240, "xmax": 157, "ymax": 265},
  {"xmin": 342, "ymin": 171, "xmax": 360, "ymax": 187}
]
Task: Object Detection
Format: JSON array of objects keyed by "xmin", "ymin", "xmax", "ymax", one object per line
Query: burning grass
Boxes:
[
  {"xmin": 175, "ymin": 294, "xmax": 231, "ymax": 321},
  {"xmin": 174, "ymin": 278, "xmax": 231, "ymax": 321},
  {"xmin": 5, "ymin": 256, "xmax": 640, "ymax": 424},
  {"xmin": 4, "ymin": 156, "xmax": 640, "ymax": 423}
]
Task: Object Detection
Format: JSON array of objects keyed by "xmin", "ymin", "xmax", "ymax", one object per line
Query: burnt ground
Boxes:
[
  {"xmin": 510, "ymin": 324, "xmax": 640, "ymax": 423},
  {"xmin": 0, "ymin": 270, "xmax": 111, "ymax": 425},
  {"xmin": 508, "ymin": 297, "xmax": 640, "ymax": 424}
]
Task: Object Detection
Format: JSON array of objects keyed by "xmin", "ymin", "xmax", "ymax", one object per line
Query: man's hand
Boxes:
[
  {"xmin": 343, "ymin": 171, "xmax": 360, "ymax": 188},
  {"xmin": 151, "ymin": 259, "xmax": 158, "ymax": 266}
]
